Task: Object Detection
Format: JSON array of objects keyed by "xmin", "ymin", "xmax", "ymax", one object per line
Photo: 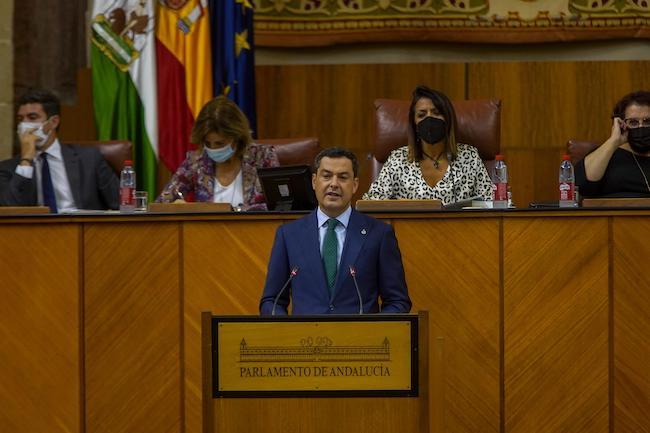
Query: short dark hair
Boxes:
[
  {"xmin": 17, "ymin": 88, "xmax": 61, "ymax": 118},
  {"xmin": 408, "ymin": 85, "xmax": 458, "ymax": 161},
  {"xmin": 612, "ymin": 90, "xmax": 650, "ymax": 119},
  {"xmin": 313, "ymin": 147, "xmax": 359, "ymax": 177}
]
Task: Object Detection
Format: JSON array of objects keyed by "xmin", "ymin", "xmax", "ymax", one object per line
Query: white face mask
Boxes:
[{"xmin": 17, "ymin": 121, "xmax": 51, "ymax": 148}]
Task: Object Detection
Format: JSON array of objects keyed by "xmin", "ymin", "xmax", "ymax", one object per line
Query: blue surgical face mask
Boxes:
[{"xmin": 205, "ymin": 144, "xmax": 235, "ymax": 163}]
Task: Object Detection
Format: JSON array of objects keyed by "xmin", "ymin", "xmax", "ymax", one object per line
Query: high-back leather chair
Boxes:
[
  {"xmin": 567, "ymin": 139, "xmax": 599, "ymax": 165},
  {"xmin": 371, "ymin": 98, "xmax": 502, "ymax": 181},
  {"xmin": 257, "ymin": 137, "xmax": 321, "ymax": 167},
  {"xmin": 70, "ymin": 140, "xmax": 133, "ymax": 175}
]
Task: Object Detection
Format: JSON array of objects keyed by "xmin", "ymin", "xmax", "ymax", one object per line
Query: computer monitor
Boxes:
[{"xmin": 257, "ymin": 165, "xmax": 318, "ymax": 211}]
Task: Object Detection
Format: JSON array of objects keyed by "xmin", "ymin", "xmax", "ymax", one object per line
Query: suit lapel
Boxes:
[
  {"xmin": 333, "ymin": 210, "xmax": 368, "ymax": 296},
  {"xmin": 61, "ymin": 144, "xmax": 82, "ymax": 208},
  {"xmin": 300, "ymin": 211, "xmax": 330, "ymax": 298}
]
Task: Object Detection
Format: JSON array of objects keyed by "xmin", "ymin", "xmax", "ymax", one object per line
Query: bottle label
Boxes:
[
  {"xmin": 495, "ymin": 182, "xmax": 508, "ymax": 201},
  {"xmin": 559, "ymin": 182, "xmax": 575, "ymax": 201},
  {"xmin": 120, "ymin": 187, "xmax": 135, "ymax": 206}
]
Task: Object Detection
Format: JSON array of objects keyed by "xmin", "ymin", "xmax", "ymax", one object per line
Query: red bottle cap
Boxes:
[
  {"xmin": 124, "ymin": 160, "xmax": 133, "ymax": 166},
  {"xmin": 495, "ymin": 154, "xmax": 505, "ymax": 161},
  {"xmin": 562, "ymin": 154, "xmax": 570, "ymax": 161}
]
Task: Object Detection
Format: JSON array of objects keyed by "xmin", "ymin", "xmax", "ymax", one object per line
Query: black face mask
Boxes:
[
  {"xmin": 628, "ymin": 126, "xmax": 650, "ymax": 153},
  {"xmin": 416, "ymin": 117, "xmax": 446, "ymax": 145}
]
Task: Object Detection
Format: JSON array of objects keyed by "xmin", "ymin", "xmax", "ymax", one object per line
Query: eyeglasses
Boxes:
[{"xmin": 623, "ymin": 117, "xmax": 650, "ymax": 129}]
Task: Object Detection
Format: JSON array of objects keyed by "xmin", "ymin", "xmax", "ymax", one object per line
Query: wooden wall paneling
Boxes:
[
  {"xmin": 211, "ymin": 396, "xmax": 422, "ymax": 433},
  {"xmin": 183, "ymin": 220, "xmax": 281, "ymax": 433},
  {"xmin": 84, "ymin": 222, "xmax": 181, "ymax": 433},
  {"xmin": 392, "ymin": 218, "xmax": 501, "ymax": 433},
  {"xmin": 59, "ymin": 68, "xmax": 97, "ymax": 142},
  {"xmin": 0, "ymin": 224, "xmax": 81, "ymax": 433},
  {"xmin": 503, "ymin": 216, "xmax": 609, "ymax": 433},
  {"xmin": 255, "ymin": 63, "xmax": 466, "ymax": 200},
  {"xmin": 612, "ymin": 217, "xmax": 650, "ymax": 433},
  {"xmin": 467, "ymin": 61, "xmax": 650, "ymax": 205}
]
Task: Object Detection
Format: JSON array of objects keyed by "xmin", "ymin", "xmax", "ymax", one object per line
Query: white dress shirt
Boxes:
[{"xmin": 15, "ymin": 139, "xmax": 77, "ymax": 211}]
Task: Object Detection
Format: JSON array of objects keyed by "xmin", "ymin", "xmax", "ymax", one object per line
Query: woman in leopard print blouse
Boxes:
[{"xmin": 363, "ymin": 86, "xmax": 493, "ymax": 205}]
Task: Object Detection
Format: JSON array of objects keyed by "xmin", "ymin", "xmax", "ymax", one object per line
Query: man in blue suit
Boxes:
[{"xmin": 260, "ymin": 147, "xmax": 411, "ymax": 315}]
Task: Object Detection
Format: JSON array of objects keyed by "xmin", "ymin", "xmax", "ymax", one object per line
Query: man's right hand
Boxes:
[{"xmin": 19, "ymin": 129, "xmax": 38, "ymax": 163}]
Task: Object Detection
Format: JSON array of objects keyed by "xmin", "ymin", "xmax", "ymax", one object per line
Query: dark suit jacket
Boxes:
[
  {"xmin": 0, "ymin": 144, "xmax": 119, "ymax": 210},
  {"xmin": 259, "ymin": 209, "xmax": 411, "ymax": 315}
]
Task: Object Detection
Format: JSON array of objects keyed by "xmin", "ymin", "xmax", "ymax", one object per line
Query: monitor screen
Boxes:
[{"xmin": 257, "ymin": 165, "xmax": 318, "ymax": 211}]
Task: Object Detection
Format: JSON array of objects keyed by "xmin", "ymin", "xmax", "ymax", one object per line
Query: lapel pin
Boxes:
[{"xmin": 361, "ymin": 228, "xmax": 367, "ymax": 235}]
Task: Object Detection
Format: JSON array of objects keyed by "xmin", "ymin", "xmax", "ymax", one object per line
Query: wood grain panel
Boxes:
[
  {"xmin": 392, "ymin": 218, "xmax": 500, "ymax": 433},
  {"xmin": 84, "ymin": 223, "xmax": 181, "ymax": 433},
  {"xmin": 183, "ymin": 220, "xmax": 281, "ymax": 433},
  {"xmin": 0, "ymin": 224, "xmax": 80, "ymax": 433},
  {"xmin": 612, "ymin": 217, "xmax": 650, "ymax": 433},
  {"xmin": 468, "ymin": 61, "xmax": 650, "ymax": 207},
  {"xmin": 212, "ymin": 397, "xmax": 422, "ymax": 433},
  {"xmin": 503, "ymin": 217, "xmax": 609, "ymax": 433}
]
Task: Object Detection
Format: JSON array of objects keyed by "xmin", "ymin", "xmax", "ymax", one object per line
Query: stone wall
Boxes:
[{"xmin": 0, "ymin": 0, "xmax": 13, "ymax": 160}]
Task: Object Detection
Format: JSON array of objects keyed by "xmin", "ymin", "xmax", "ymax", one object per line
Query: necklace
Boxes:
[
  {"xmin": 631, "ymin": 153, "xmax": 650, "ymax": 193},
  {"xmin": 422, "ymin": 150, "xmax": 445, "ymax": 169}
]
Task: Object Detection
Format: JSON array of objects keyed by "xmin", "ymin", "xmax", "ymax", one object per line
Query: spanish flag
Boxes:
[{"xmin": 156, "ymin": 0, "xmax": 213, "ymax": 172}]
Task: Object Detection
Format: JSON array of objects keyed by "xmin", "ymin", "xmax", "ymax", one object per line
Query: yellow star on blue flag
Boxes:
[
  {"xmin": 236, "ymin": 0, "xmax": 253, "ymax": 13},
  {"xmin": 235, "ymin": 30, "xmax": 250, "ymax": 57}
]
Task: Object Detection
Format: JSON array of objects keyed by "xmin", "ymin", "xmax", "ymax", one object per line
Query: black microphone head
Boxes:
[{"xmin": 290, "ymin": 266, "xmax": 299, "ymax": 276}]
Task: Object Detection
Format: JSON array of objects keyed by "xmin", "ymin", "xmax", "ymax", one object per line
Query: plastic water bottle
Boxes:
[
  {"xmin": 493, "ymin": 154, "xmax": 508, "ymax": 209},
  {"xmin": 559, "ymin": 154, "xmax": 576, "ymax": 208},
  {"xmin": 119, "ymin": 160, "xmax": 136, "ymax": 213}
]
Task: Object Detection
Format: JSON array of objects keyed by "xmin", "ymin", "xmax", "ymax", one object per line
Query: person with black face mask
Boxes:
[
  {"xmin": 363, "ymin": 85, "xmax": 492, "ymax": 205},
  {"xmin": 575, "ymin": 90, "xmax": 650, "ymax": 198}
]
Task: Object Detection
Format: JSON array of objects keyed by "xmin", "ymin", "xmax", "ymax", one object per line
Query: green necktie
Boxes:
[{"xmin": 322, "ymin": 218, "xmax": 339, "ymax": 295}]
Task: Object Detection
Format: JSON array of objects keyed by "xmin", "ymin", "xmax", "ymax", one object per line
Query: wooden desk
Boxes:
[{"xmin": 0, "ymin": 209, "xmax": 647, "ymax": 433}]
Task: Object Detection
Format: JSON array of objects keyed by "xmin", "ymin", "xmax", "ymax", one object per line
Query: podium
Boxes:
[{"xmin": 202, "ymin": 312, "xmax": 429, "ymax": 433}]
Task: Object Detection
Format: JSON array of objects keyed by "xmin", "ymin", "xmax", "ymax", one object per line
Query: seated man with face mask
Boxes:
[
  {"xmin": 0, "ymin": 88, "xmax": 119, "ymax": 211},
  {"xmin": 575, "ymin": 90, "xmax": 650, "ymax": 198}
]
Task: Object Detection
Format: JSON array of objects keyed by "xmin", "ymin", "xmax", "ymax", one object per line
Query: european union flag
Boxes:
[{"xmin": 209, "ymin": 0, "xmax": 257, "ymax": 136}]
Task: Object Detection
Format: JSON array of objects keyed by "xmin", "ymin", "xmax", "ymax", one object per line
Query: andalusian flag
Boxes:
[
  {"xmin": 91, "ymin": 0, "xmax": 158, "ymax": 196},
  {"xmin": 156, "ymin": 0, "xmax": 213, "ymax": 172}
]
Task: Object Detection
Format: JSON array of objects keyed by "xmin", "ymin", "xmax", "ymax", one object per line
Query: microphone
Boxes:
[
  {"xmin": 271, "ymin": 266, "xmax": 299, "ymax": 316},
  {"xmin": 349, "ymin": 265, "xmax": 364, "ymax": 314}
]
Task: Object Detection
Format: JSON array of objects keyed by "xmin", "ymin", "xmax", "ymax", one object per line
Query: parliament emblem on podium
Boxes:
[
  {"xmin": 239, "ymin": 336, "xmax": 391, "ymax": 363},
  {"xmin": 91, "ymin": 0, "xmax": 154, "ymax": 71}
]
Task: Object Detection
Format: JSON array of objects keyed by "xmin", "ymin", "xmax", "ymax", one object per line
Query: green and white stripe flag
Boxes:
[{"xmin": 90, "ymin": 0, "xmax": 158, "ymax": 196}]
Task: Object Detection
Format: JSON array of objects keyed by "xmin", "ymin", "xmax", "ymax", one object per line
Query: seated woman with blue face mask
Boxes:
[
  {"xmin": 157, "ymin": 96, "xmax": 279, "ymax": 210},
  {"xmin": 363, "ymin": 85, "xmax": 492, "ymax": 205}
]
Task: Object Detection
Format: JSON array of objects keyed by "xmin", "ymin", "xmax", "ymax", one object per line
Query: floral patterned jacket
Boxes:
[{"xmin": 157, "ymin": 143, "xmax": 280, "ymax": 210}]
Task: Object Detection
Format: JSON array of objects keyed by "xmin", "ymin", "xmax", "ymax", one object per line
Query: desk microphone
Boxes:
[
  {"xmin": 271, "ymin": 266, "xmax": 299, "ymax": 316},
  {"xmin": 349, "ymin": 265, "xmax": 364, "ymax": 314}
]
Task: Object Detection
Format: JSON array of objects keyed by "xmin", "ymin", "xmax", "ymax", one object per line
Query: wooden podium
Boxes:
[{"xmin": 202, "ymin": 312, "xmax": 429, "ymax": 433}]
